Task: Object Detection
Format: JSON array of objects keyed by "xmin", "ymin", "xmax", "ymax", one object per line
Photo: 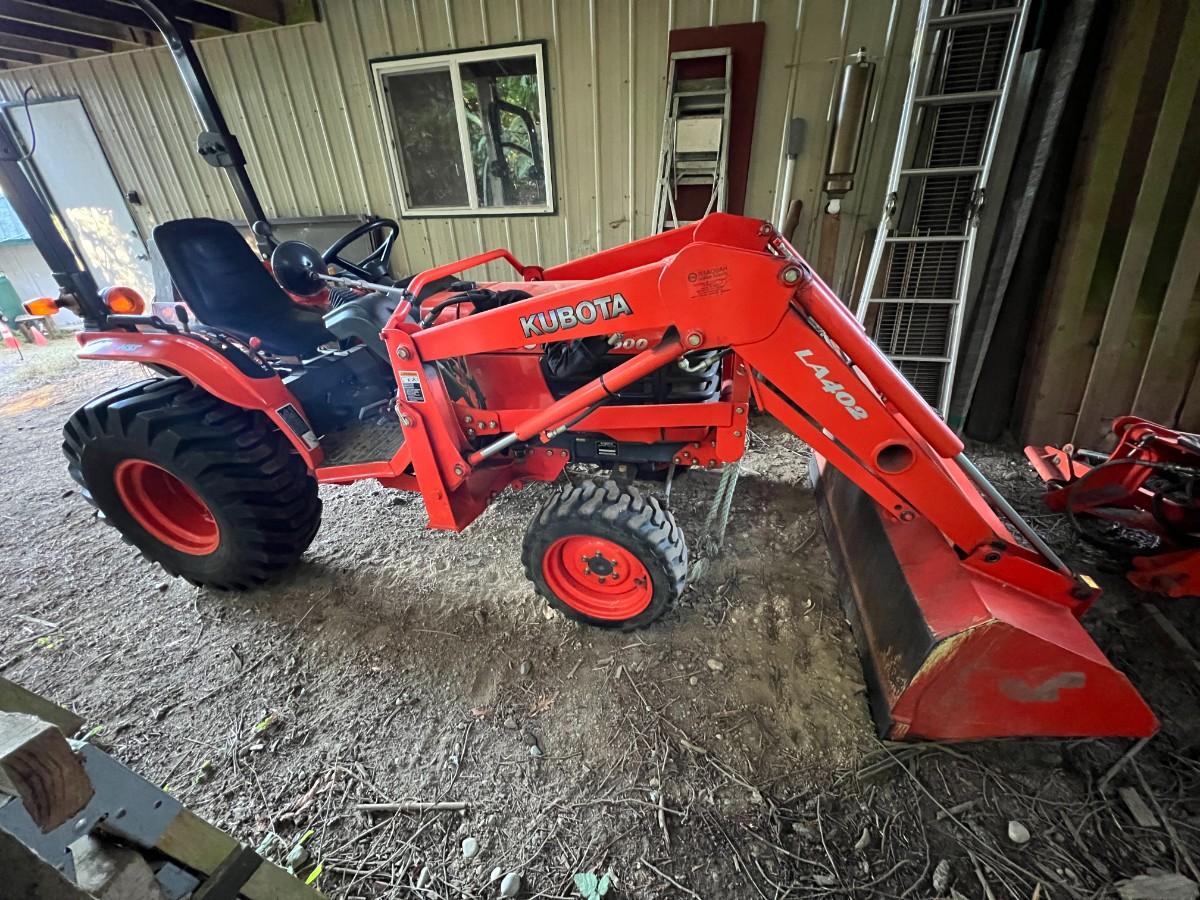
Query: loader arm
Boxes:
[{"xmin": 384, "ymin": 213, "xmax": 1157, "ymax": 739}]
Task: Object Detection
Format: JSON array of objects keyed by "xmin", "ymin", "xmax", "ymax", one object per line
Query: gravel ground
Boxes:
[{"xmin": 2, "ymin": 337, "xmax": 1198, "ymax": 900}]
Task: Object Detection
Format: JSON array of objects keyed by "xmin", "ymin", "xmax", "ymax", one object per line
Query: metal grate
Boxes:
[
  {"xmin": 895, "ymin": 360, "xmax": 948, "ymax": 407},
  {"xmin": 871, "ymin": 303, "xmax": 954, "ymax": 357},
  {"xmin": 883, "ymin": 242, "xmax": 964, "ymax": 299},
  {"xmin": 854, "ymin": 0, "xmax": 1028, "ymax": 413}
]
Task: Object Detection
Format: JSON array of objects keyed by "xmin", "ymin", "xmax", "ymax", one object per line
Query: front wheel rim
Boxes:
[
  {"xmin": 113, "ymin": 459, "xmax": 220, "ymax": 555},
  {"xmin": 541, "ymin": 535, "xmax": 653, "ymax": 621}
]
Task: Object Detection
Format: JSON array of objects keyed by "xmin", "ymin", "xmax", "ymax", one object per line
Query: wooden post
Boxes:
[{"xmin": 0, "ymin": 712, "xmax": 93, "ymax": 832}]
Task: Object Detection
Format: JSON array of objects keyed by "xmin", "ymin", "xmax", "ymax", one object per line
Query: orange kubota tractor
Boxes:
[{"xmin": 9, "ymin": 1, "xmax": 1156, "ymax": 741}]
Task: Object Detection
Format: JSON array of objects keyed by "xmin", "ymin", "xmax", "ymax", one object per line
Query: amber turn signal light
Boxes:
[
  {"xmin": 23, "ymin": 296, "xmax": 59, "ymax": 316},
  {"xmin": 102, "ymin": 286, "xmax": 146, "ymax": 315}
]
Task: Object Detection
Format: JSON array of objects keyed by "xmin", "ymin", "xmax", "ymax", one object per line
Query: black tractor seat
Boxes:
[{"xmin": 153, "ymin": 217, "xmax": 335, "ymax": 358}]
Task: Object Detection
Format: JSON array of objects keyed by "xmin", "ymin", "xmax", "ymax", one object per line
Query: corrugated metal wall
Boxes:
[
  {"xmin": 0, "ymin": 0, "xmax": 915, "ymax": 292},
  {"xmin": 1016, "ymin": 0, "xmax": 1200, "ymax": 446}
]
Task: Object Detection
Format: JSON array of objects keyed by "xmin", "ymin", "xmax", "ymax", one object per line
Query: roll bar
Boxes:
[{"xmin": 131, "ymin": 0, "xmax": 272, "ymax": 255}]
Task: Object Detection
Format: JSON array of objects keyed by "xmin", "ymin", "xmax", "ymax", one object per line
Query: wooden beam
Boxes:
[
  {"xmin": 157, "ymin": 1, "xmax": 237, "ymax": 31},
  {"xmin": 1015, "ymin": 2, "xmax": 1161, "ymax": 444},
  {"xmin": 73, "ymin": 0, "xmax": 215, "ymax": 34},
  {"xmin": 1132, "ymin": 184, "xmax": 1200, "ymax": 425},
  {"xmin": 0, "ymin": 0, "xmax": 150, "ymax": 47},
  {"xmin": 1073, "ymin": 2, "xmax": 1200, "ymax": 446},
  {"xmin": 0, "ymin": 18, "xmax": 114, "ymax": 53},
  {"xmin": 0, "ymin": 713, "xmax": 94, "ymax": 833},
  {"xmin": 0, "ymin": 44, "xmax": 39, "ymax": 64},
  {"xmin": 194, "ymin": 0, "xmax": 284, "ymax": 26},
  {"xmin": 156, "ymin": 809, "xmax": 326, "ymax": 900},
  {"xmin": 0, "ymin": 678, "xmax": 82, "ymax": 735},
  {"xmin": 56, "ymin": 0, "xmax": 154, "ymax": 30},
  {"xmin": 0, "ymin": 33, "xmax": 87, "ymax": 60}
]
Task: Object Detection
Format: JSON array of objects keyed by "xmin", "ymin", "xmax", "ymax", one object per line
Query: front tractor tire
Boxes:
[
  {"xmin": 63, "ymin": 378, "xmax": 322, "ymax": 590},
  {"xmin": 522, "ymin": 478, "xmax": 687, "ymax": 630}
]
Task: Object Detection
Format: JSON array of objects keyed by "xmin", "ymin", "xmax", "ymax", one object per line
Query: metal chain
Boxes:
[{"xmin": 686, "ymin": 461, "xmax": 741, "ymax": 585}]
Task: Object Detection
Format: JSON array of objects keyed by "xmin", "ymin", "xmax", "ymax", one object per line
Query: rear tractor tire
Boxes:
[
  {"xmin": 522, "ymin": 478, "xmax": 687, "ymax": 629},
  {"xmin": 63, "ymin": 377, "xmax": 322, "ymax": 589}
]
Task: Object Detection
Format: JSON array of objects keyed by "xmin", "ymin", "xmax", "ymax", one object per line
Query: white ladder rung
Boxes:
[
  {"xmin": 884, "ymin": 235, "xmax": 970, "ymax": 244},
  {"xmin": 929, "ymin": 8, "xmax": 1018, "ymax": 29},
  {"xmin": 913, "ymin": 89, "xmax": 1003, "ymax": 106},
  {"xmin": 899, "ymin": 165, "xmax": 984, "ymax": 177}
]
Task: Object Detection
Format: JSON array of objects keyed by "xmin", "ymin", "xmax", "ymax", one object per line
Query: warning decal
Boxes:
[
  {"xmin": 686, "ymin": 264, "xmax": 731, "ymax": 299},
  {"xmin": 399, "ymin": 371, "xmax": 425, "ymax": 403}
]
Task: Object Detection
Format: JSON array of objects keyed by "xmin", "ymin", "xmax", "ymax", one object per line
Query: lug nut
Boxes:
[
  {"xmin": 397, "ymin": 347, "xmax": 411, "ymax": 359},
  {"xmin": 781, "ymin": 266, "xmax": 801, "ymax": 285},
  {"xmin": 454, "ymin": 464, "xmax": 465, "ymax": 476},
  {"xmin": 686, "ymin": 332, "xmax": 704, "ymax": 347},
  {"xmin": 734, "ymin": 406, "xmax": 745, "ymax": 415}
]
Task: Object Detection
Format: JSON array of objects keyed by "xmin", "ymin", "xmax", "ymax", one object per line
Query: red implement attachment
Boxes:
[{"xmin": 1026, "ymin": 417, "xmax": 1200, "ymax": 599}]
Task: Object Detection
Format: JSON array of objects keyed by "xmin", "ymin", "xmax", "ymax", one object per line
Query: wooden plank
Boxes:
[
  {"xmin": 1073, "ymin": 1, "xmax": 1200, "ymax": 446},
  {"xmin": 0, "ymin": 677, "xmax": 83, "ymax": 736},
  {"xmin": 0, "ymin": 18, "xmax": 114, "ymax": 52},
  {"xmin": 0, "ymin": 713, "xmax": 94, "ymax": 832},
  {"xmin": 1133, "ymin": 182, "xmax": 1200, "ymax": 424},
  {"xmin": 1015, "ymin": 0, "xmax": 1160, "ymax": 444},
  {"xmin": 155, "ymin": 808, "xmax": 326, "ymax": 900},
  {"xmin": 1141, "ymin": 602, "xmax": 1200, "ymax": 691},
  {"xmin": 1118, "ymin": 786, "xmax": 1161, "ymax": 828},
  {"xmin": 195, "ymin": 0, "xmax": 285, "ymax": 26},
  {"xmin": 0, "ymin": 0, "xmax": 151, "ymax": 46}
]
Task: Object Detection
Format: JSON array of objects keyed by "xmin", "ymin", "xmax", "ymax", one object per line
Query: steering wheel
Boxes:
[{"xmin": 322, "ymin": 218, "xmax": 400, "ymax": 281}]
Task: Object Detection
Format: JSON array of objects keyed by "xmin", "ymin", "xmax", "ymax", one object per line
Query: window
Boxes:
[{"xmin": 371, "ymin": 43, "xmax": 554, "ymax": 217}]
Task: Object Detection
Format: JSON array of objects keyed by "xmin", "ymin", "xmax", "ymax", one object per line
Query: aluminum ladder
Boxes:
[
  {"xmin": 651, "ymin": 48, "xmax": 733, "ymax": 233},
  {"xmin": 853, "ymin": 0, "xmax": 1030, "ymax": 413}
]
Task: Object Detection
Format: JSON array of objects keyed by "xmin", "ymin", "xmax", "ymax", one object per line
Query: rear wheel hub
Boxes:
[{"xmin": 113, "ymin": 459, "xmax": 220, "ymax": 555}]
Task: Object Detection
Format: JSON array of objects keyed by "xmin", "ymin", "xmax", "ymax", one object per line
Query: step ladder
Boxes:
[
  {"xmin": 651, "ymin": 48, "xmax": 733, "ymax": 233},
  {"xmin": 853, "ymin": 0, "xmax": 1029, "ymax": 413}
]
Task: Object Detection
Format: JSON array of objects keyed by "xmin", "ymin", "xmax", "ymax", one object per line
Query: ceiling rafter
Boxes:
[{"xmin": 0, "ymin": 1, "xmax": 152, "ymax": 46}]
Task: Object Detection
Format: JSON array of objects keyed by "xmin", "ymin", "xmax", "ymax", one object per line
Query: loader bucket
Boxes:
[{"xmin": 810, "ymin": 456, "xmax": 1158, "ymax": 740}]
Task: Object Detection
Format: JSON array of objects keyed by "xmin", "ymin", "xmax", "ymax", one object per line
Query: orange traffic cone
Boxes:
[
  {"xmin": 29, "ymin": 324, "xmax": 48, "ymax": 346},
  {"xmin": 0, "ymin": 320, "xmax": 19, "ymax": 351}
]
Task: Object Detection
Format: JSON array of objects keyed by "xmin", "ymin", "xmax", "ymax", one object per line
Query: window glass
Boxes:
[
  {"xmin": 384, "ymin": 67, "xmax": 469, "ymax": 209},
  {"xmin": 373, "ymin": 44, "xmax": 553, "ymax": 216}
]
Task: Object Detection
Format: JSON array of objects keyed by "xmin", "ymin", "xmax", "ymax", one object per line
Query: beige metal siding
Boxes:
[{"xmin": 0, "ymin": 0, "xmax": 913, "ymax": 291}]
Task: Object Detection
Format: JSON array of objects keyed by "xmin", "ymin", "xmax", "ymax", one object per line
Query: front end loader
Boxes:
[{"xmin": 2, "ymin": 1, "xmax": 1157, "ymax": 742}]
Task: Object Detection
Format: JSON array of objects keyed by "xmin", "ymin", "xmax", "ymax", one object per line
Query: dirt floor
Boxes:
[{"xmin": 2, "ymin": 337, "xmax": 1199, "ymax": 900}]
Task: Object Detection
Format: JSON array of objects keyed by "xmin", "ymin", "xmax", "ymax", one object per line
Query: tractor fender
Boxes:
[{"xmin": 76, "ymin": 331, "xmax": 323, "ymax": 468}]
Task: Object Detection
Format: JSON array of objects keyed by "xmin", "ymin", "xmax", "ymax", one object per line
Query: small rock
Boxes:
[
  {"xmin": 519, "ymin": 659, "xmax": 533, "ymax": 676},
  {"xmin": 790, "ymin": 822, "xmax": 817, "ymax": 842},
  {"xmin": 689, "ymin": 676, "xmax": 698, "ymax": 686},
  {"xmin": 502, "ymin": 717, "xmax": 518, "ymax": 730},
  {"xmin": 1007, "ymin": 820, "xmax": 1031, "ymax": 845},
  {"xmin": 932, "ymin": 859, "xmax": 952, "ymax": 894},
  {"xmin": 489, "ymin": 866, "xmax": 503, "ymax": 882},
  {"xmin": 520, "ymin": 730, "xmax": 539, "ymax": 747},
  {"xmin": 706, "ymin": 658, "xmax": 724, "ymax": 672},
  {"xmin": 416, "ymin": 867, "xmax": 431, "ymax": 889},
  {"xmin": 853, "ymin": 827, "xmax": 870, "ymax": 852},
  {"xmin": 529, "ymin": 744, "xmax": 543, "ymax": 758},
  {"xmin": 500, "ymin": 872, "xmax": 521, "ymax": 897},
  {"xmin": 61, "ymin": 489, "xmax": 74, "ymax": 498},
  {"xmin": 462, "ymin": 837, "xmax": 479, "ymax": 860},
  {"xmin": 157, "ymin": 582, "xmax": 170, "ymax": 592}
]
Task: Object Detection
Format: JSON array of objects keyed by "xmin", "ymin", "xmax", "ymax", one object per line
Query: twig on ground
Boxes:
[
  {"xmin": 355, "ymin": 801, "xmax": 468, "ymax": 813},
  {"xmin": 641, "ymin": 857, "xmax": 703, "ymax": 900}
]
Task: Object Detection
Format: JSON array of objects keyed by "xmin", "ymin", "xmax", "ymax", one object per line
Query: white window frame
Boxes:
[{"xmin": 371, "ymin": 42, "xmax": 555, "ymax": 218}]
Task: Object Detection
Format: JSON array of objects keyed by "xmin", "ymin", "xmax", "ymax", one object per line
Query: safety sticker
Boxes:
[
  {"xmin": 399, "ymin": 371, "xmax": 425, "ymax": 403},
  {"xmin": 686, "ymin": 264, "xmax": 731, "ymax": 299}
]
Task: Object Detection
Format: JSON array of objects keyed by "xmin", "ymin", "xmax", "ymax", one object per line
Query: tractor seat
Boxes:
[{"xmin": 153, "ymin": 218, "xmax": 335, "ymax": 357}]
